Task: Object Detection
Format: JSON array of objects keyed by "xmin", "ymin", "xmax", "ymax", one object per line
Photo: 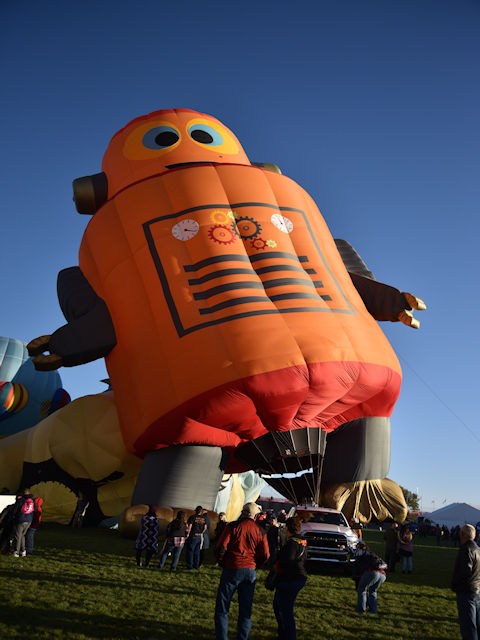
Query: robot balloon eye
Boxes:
[
  {"xmin": 188, "ymin": 124, "xmax": 223, "ymax": 146},
  {"xmin": 191, "ymin": 129, "xmax": 213, "ymax": 143},
  {"xmin": 142, "ymin": 126, "xmax": 180, "ymax": 149}
]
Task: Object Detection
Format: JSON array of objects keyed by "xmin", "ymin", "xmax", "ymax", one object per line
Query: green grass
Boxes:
[{"xmin": 0, "ymin": 525, "xmax": 460, "ymax": 639}]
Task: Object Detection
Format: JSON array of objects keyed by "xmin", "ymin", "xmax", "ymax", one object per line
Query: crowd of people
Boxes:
[
  {"xmin": 134, "ymin": 502, "xmax": 306, "ymax": 639},
  {"xmin": 4, "ymin": 490, "xmax": 480, "ymax": 639},
  {"xmin": 0, "ymin": 488, "xmax": 42, "ymax": 556}
]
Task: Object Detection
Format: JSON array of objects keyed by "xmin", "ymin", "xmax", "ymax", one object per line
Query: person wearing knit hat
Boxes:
[
  {"xmin": 241, "ymin": 502, "xmax": 262, "ymax": 518},
  {"xmin": 214, "ymin": 502, "xmax": 269, "ymax": 639}
]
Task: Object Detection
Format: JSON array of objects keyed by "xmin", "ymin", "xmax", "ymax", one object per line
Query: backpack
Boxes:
[{"xmin": 20, "ymin": 498, "xmax": 35, "ymax": 515}]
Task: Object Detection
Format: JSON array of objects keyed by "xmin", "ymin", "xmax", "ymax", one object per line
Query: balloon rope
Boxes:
[{"xmin": 397, "ymin": 352, "xmax": 480, "ymax": 445}]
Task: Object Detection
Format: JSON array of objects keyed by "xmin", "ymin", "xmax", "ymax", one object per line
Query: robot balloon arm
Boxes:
[
  {"xmin": 28, "ymin": 267, "xmax": 117, "ymax": 371},
  {"xmin": 348, "ymin": 272, "xmax": 426, "ymax": 328}
]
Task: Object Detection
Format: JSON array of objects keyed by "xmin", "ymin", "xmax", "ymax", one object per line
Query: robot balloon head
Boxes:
[{"xmin": 73, "ymin": 109, "xmax": 251, "ymax": 214}]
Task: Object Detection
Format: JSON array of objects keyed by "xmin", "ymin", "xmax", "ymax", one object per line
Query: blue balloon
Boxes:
[{"xmin": 0, "ymin": 336, "xmax": 70, "ymax": 436}]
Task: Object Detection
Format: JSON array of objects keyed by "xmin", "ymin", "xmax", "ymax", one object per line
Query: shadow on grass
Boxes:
[
  {"xmin": 0, "ymin": 604, "xmax": 213, "ymax": 639},
  {"xmin": 0, "ymin": 566, "xmax": 218, "ymax": 602}
]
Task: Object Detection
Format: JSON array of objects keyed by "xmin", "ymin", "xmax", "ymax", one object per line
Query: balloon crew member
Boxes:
[
  {"xmin": 272, "ymin": 516, "xmax": 307, "ymax": 640},
  {"xmin": 186, "ymin": 505, "xmax": 207, "ymax": 570},
  {"xmin": 214, "ymin": 502, "xmax": 269, "ymax": 640}
]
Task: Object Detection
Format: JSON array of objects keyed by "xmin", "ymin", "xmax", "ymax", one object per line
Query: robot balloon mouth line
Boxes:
[{"xmin": 166, "ymin": 162, "xmax": 220, "ymax": 169}]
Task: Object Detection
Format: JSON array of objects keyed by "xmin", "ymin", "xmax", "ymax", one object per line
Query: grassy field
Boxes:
[{"xmin": 0, "ymin": 524, "xmax": 461, "ymax": 639}]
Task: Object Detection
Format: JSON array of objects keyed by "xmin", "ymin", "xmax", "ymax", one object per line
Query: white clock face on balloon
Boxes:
[
  {"xmin": 271, "ymin": 213, "xmax": 293, "ymax": 233},
  {"xmin": 172, "ymin": 219, "xmax": 199, "ymax": 241}
]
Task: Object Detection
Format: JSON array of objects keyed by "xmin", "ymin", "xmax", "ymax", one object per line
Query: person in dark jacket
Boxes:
[
  {"xmin": 266, "ymin": 516, "xmax": 280, "ymax": 569},
  {"xmin": 451, "ymin": 523, "xmax": 480, "ymax": 639},
  {"xmin": 383, "ymin": 521, "xmax": 399, "ymax": 572},
  {"xmin": 199, "ymin": 508, "xmax": 211, "ymax": 567},
  {"xmin": 0, "ymin": 496, "xmax": 21, "ymax": 554},
  {"xmin": 12, "ymin": 489, "xmax": 37, "ymax": 557},
  {"xmin": 186, "ymin": 505, "xmax": 207, "ymax": 570},
  {"xmin": 214, "ymin": 502, "xmax": 269, "ymax": 640},
  {"xmin": 272, "ymin": 516, "xmax": 307, "ymax": 640},
  {"xmin": 158, "ymin": 510, "xmax": 188, "ymax": 572},
  {"xmin": 355, "ymin": 545, "xmax": 387, "ymax": 614},
  {"xmin": 214, "ymin": 512, "xmax": 227, "ymax": 551}
]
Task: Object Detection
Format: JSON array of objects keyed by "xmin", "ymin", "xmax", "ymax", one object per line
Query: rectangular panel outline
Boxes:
[{"xmin": 143, "ymin": 202, "xmax": 356, "ymax": 337}]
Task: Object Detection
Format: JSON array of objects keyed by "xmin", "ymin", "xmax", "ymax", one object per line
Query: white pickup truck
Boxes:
[{"xmin": 289, "ymin": 505, "xmax": 359, "ymax": 564}]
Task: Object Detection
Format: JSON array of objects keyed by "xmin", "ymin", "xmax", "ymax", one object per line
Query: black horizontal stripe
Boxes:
[
  {"xmin": 254, "ymin": 264, "xmax": 313, "ymax": 277},
  {"xmin": 185, "ymin": 252, "xmax": 311, "ymax": 273},
  {"xmin": 184, "ymin": 254, "xmax": 251, "ymax": 272},
  {"xmin": 270, "ymin": 292, "xmax": 332, "ymax": 302},
  {"xmin": 194, "ymin": 277, "xmax": 320, "ymax": 300},
  {"xmin": 199, "ymin": 296, "xmax": 271, "ymax": 314},
  {"xmin": 188, "ymin": 268, "xmax": 255, "ymax": 285},
  {"xmin": 249, "ymin": 251, "xmax": 307, "ymax": 263},
  {"xmin": 189, "ymin": 264, "xmax": 319, "ymax": 285},
  {"xmin": 193, "ymin": 281, "xmax": 265, "ymax": 300},
  {"xmin": 262, "ymin": 277, "xmax": 320, "ymax": 290}
]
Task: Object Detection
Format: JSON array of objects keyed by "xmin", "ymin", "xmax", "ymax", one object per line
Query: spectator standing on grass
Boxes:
[
  {"xmin": 214, "ymin": 512, "xmax": 227, "ymax": 550},
  {"xmin": 355, "ymin": 545, "xmax": 387, "ymax": 614},
  {"xmin": 451, "ymin": 523, "xmax": 480, "ymax": 639},
  {"xmin": 0, "ymin": 495, "xmax": 21, "ymax": 554},
  {"xmin": 214, "ymin": 502, "xmax": 269, "ymax": 640},
  {"xmin": 266, "ymin": 515, "xmax": 280, "ymax": 568},
  {"xmin": 186, "ymin": 505, "xmax": 207, "ymax": 570},
  {"xmin": 199, "ymin": 508, "xmax": 211, "ymax": 568},
  {"xmin": 135, "ymin": 505, "xmax": 159, "ymax": 567},
  {"xmin": 272, "ymin": 516, "xmax": 307, "ymax": 640},
  {"xmin": 71, "ymin": 491, "xmax": 90, "ymax": 528},
  {"xmin": 12, "ymin": 488, "xmax": 37, "ymax": 557},
  {"xmin": 158, "ymin": 510, "xmax": 188, "ymax": 572},
  {"xmin": 25, "ymin": 496, "xmax": 43, "ymax": 555},
  {"xmin": 397, "ymin": 524, "xmax": 414, "ymax": 574},
  {"xmin": 383, "ymin": 521, "xmax": 399, "ymax": 572}
]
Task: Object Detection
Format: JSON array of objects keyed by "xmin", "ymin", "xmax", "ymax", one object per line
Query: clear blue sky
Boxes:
[{"xmin": 2, "ymin": 1, "xmax": 479, "ymax": 511}]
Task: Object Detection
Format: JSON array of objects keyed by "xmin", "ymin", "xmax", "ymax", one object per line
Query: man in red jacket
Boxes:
[{"xmin": 214, "ymin": 502, "xmax": 269, "ymax": 640}]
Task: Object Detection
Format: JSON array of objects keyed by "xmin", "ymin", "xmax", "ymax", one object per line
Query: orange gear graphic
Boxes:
[
  {"xmin": 250, "ymin": 237, "xmax": 268, "ymax": 250},
  {"xmin": 208, "ymin": 225, "xmax": 236, "ymax": 244},
  {"xmin": 210, "ymin": 210, "xmax": 235, "ymax": 224}
]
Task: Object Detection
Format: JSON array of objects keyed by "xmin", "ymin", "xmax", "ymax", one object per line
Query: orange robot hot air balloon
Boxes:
[{"xmin": 28, "ymin": 109, "xmax": 425, "ymax": 510}]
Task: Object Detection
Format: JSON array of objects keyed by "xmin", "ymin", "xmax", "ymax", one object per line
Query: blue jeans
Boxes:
[
  {"xmin": 456, "ymin": 592, "xmax": 480, "ymax": 640},
  {"xmin": 25, "ymin": 527, "xmax": 36, "ymax": 555},
  {"xmin": 401, "ymin": 555, "xmax": 413, "ymax": 572},
  {"xmin": 186, "ymin": 535, "xmax": 202, "ymax": 569},
  {"xmin": 273, "ymin": 577, "xmax": 307, "ymax": 640},
  {"xmin": 356, "ymin": 571, "xmax": 386, "ymax": 614},
  {"xmin": 158, "ymin": 542, "xmax": 183, "ymax": 571},
  {"xmin": 214, "ymin": 568, "xmax": 256, "ymax": 640}
]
